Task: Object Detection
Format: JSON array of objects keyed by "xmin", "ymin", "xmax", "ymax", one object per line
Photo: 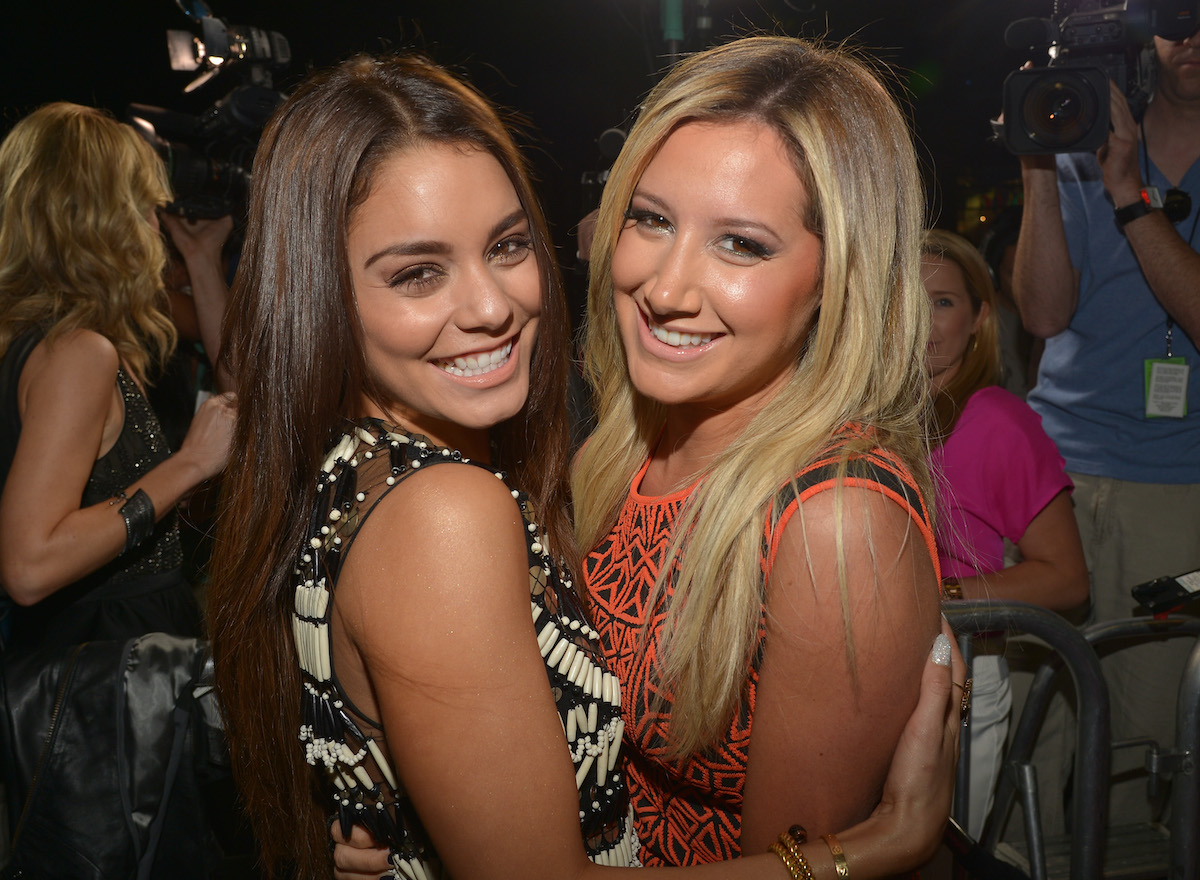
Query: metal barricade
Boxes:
[
  {"xmin": 1077, "ymin": 616, "xmax": 1200, "ymax": 880},
  {"xmin": 944, "ymin": 600, "xmax": 1110, "ymax": 880}
]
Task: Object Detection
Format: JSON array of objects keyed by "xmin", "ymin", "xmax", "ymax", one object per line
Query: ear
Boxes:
[{"xmin": 972, "ymin": 300, "xmax": 990, "ymax": 334}]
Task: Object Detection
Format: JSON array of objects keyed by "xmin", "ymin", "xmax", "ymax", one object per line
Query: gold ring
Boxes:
[{"xmin": 959, "ymin": 677, "xmax": 973, "ymax": 726}]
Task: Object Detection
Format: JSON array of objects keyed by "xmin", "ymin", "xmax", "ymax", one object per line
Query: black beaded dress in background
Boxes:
[
  {"xmin": 293, "ymin": 420, "xmax": 638, "ymax": 879},
  {"xmin": 0, "ymin": 328, "xmax": 202, "ymax": 657}
]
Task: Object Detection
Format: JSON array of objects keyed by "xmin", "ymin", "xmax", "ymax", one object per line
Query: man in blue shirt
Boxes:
[{"xmin": 1014, "ymin": 26, "xmax": 1200, "ymax": 834}]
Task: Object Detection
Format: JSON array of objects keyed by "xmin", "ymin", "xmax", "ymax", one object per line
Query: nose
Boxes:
[
  {"xmin": 455, "ymin": 261, "xmax": 516, "ymax": 332},
  {"xmin": 641, "ymin": 239, "xmax": 702, "ymax": 318}
]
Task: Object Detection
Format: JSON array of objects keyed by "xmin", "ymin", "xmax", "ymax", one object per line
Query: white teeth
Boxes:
[
  {"xmin": 438, "ymin": 341, "xmax": 513, "ymax": 377},
  {"xmin": 647, "ymin": 318, "xmax": 712, "ymax": 348}
]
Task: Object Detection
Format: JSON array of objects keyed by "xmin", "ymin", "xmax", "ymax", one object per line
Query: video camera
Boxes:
[
  {"xmin": 128, "ymin": 1, "xmax": 290, "ymax": 220},
  {"xmin": 999, "ymin": 0, "xmax": 1198, "ymax": 155}
]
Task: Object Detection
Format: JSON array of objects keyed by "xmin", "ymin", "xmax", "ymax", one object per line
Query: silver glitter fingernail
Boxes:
[{"xmin": 931, "ymin": 633, "xmax": 952, "ymax": 667}]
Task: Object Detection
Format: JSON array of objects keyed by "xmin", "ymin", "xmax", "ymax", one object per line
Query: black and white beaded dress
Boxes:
[{"xmin": 293, "ymin": 420, "xmax": 639, "ymax": 878}]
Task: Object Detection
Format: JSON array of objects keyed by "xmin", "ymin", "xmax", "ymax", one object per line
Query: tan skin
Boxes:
[
  {"xmin": 332, "ymin": 132, "xmax": 957, "ymax": 877},
  {"xmin": 0, "ymin": 329, "xmax": 235, "ymax": 602}
]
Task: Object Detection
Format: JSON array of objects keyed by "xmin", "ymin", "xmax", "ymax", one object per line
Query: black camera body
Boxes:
[
  {"xmin": 128, "ymin": 6, "xmax": 290, "ymax": 220},
  {"xmin": 1000, "ymin": 0, "xmax": 1198, "ymax": 155}
]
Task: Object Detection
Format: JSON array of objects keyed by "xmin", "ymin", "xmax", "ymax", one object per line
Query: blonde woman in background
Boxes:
[
  {"xmin": 922, "ymin": 228, "xmax": 1087, "ymax": 838},
  {"xmin": 0, "ymin": 103, "xmax": 235, "ymax": 871},
  {"xmin": 0, "ymin": 102, "xmax": 235, "ymax": 657}
]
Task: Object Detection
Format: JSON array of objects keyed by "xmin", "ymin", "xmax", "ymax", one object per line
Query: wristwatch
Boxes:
[{"xmin": 1115, "ymin": 187, "xmax": 1163, "ymax": 228}]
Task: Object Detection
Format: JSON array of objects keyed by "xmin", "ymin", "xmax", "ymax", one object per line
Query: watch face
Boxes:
[{"xmin": 1164, "ymin": 188, "xmax": 1192, "ymax": 224}]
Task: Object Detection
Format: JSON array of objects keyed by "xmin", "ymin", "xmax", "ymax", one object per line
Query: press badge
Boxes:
[{"xmin": 1145, "ymin": 357, "xmax": 1188, "ymax": 418}]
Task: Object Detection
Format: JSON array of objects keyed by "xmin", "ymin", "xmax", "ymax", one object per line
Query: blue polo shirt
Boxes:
[{"xmin": 1026, "ymin": 147, "xmax": 1200, "ymax": 483}]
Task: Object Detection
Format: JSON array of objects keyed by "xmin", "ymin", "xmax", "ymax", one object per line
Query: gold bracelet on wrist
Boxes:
[
  {"xmin": 941, "ymin": 577, "xmax": 963, "ymax": 601},
  {"xmin": 821, "ymin": 832, "xmax": 849, "ymax": 879},
  {"xmin": 770, "ymin": 827, "xmax": 815, "ymax": 880},
  {"xmin": 770, "ymin": 841, "xmax": 803, "ymax": 879}
]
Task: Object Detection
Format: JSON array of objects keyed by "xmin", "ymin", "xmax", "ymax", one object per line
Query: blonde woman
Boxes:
[
  {"xmin": 569, "ymin": 36, "xmax": 946, "ymax": 865},
  {"xmin": 0, "ymin": 102, "xmax": 235, "ymax": 658},
  {"xmin": 922, "ymin": 228, "xmax": 1087, "ymax": 837}
]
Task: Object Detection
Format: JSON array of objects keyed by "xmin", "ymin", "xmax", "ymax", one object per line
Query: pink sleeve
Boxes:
[{"xmin": 946, "ymin": 387, "xmax": 1073, "ymax": 544}]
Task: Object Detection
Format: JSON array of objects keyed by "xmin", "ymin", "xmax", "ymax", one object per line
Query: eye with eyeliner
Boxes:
[
  {"xmin": 624, "ymin": 206, "xmax": 672, "ymax": 232},
  {"xmin": 388, "ymin": 263, "xmax": 444, "ymax": 291},
  {"xmin": 715, "ymin": 234, "xmax": 771, "ymax": 259},
  {"xmin": 489, "ymin": 233, "xmax": 533, "ymax": 263}
]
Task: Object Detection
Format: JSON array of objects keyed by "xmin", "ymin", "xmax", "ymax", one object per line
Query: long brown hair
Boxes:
[
  {"xmin": 0, "ymin": 102, "xmax": 174, "ymax": 384},
  {"xmin": 922, "ymin": 228, "xmax": 1001, "ymax": 442},
  {"xmin": 207, "ymin": 54, "xmax": 576, "ymax": 878}
]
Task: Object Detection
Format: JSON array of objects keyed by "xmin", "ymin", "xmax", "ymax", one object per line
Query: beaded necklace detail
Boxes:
[{"xmin": 293, "ymin": 420, "xmax": 637, "ymax": 876}]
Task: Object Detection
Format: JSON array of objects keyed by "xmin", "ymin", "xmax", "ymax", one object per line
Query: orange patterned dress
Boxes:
[{"xmin": 583, "ymin": 426, "xmax": 938, "ymax": 865}]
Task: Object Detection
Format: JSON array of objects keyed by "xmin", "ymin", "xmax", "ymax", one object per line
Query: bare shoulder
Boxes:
[
  {"xmin": 371, "ymin": 460, "xmax": 525, "ymax": 539},
  {"xmin": 19, "ymin": 329, "xmax": 118, "ymax": 421},
  {"xmin": 335, "ymin": 461, "xmax": 530, "ymax": 622},
  {"xmin": 23, "ymin": 329, "xmax": 118, "ymax": 395},
  {"xmin": 28, "ymin": 328, "xmax": 117, "ymax": 370},
  {"xmin": 769, "ymin": 479, "xmax": 939, "ymax": 616},
  {"xmin": 780, "ymin": 479, "xmax": 924, "ymax": 550}
]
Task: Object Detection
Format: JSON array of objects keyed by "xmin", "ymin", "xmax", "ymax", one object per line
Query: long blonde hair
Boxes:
[
  {"xmin": 0, "ymin": 102, "xmax": 175, "ymax": 384},
  {"xmin": 574, "ymin": 36, "xmax": 931, "ymax": 756},
  {"xmin": 922, "ymin": 228, "xmax": 1001, "ymax": 442}
]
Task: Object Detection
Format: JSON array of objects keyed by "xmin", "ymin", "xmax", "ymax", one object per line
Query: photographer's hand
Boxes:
[
  {"xmin": 161, "ymin": 212, "xmax": 234, "ymax": 391},
  {"xmin": 1097, "ymin": 79, "xmax": 1144, "ymax": 207},
  {"xmin": 1097, "ymin": 80, "xmax": 1200, "ymax": 345}
]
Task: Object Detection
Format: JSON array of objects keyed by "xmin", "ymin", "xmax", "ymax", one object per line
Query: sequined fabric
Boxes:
[
  {"xmin": 81, "ymin": 369, "xmax": 183, "ymax": 579},
  {"xmin": 293, "ymin": 420, "xmax": 638, "ymax": 878}
]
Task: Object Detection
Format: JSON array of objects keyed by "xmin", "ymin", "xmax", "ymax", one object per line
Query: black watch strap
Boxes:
[{"xmin": 1115, "ymin": 199, "xmax": 1157, "ymax": 228}]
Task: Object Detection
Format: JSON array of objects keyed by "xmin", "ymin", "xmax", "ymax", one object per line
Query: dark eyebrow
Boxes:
[
  {"xmin": 362, "ymin": 208, "xmax": 529, "ymax": 270},
  {"xmin": 488, "ymin": 208, "xmax": 529, "ymax": 245}
]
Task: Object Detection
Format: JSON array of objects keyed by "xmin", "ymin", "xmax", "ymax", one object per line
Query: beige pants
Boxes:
[{"xmin": 1023, "ymin": 473, "xmax": 1200, "ymax": 836}]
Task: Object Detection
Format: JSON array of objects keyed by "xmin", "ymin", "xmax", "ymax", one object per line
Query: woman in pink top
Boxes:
[{"xmin": 922, "ymin": 228, "xmax": 1089, "ymax": 838}]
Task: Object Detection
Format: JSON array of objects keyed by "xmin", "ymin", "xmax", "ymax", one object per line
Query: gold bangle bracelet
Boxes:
[
  {"xmin": 821, "ymin": 833, "xmax": 849, "ymax": 879},
  {"xmin": 776, "ymin": 831, "xmax": 815, "ymax": 880},
  {"xmin": 769, "ymin": 841, "xmax": 805, "ymax": 880}
]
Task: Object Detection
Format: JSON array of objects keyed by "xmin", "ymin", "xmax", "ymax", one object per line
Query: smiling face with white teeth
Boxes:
[
  {"xmin": 610, "ymin": 119, "xmax": 823, "ymax": 424},
  {"xmin": 349, "ymin": 142, "xmax": 541, "ymax": 457}
]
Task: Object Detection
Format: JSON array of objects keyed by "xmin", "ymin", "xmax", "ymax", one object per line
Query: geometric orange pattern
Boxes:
[{"xmin": 583, "ymin": 425, "xmax": 937, "ymax": 865}]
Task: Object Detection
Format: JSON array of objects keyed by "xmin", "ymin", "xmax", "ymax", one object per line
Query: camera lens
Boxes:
[{"xmin": 1021, "ymin": 71, "xmax": 1102, "ymax": 151}]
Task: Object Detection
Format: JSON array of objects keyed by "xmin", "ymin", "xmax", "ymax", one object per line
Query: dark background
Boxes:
[{"xmin": 1, "ymin": 0, "xmax": 1049, "ymax": 267}]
